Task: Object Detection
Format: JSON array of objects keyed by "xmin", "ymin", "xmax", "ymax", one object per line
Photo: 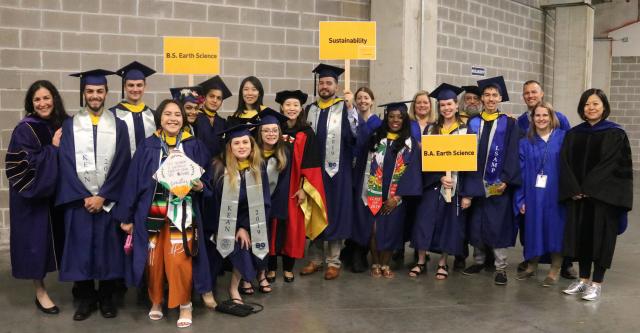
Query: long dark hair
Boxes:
[
  {"xmin": 24, "ymin": 80, "xmax": 69, "ymax": 129},
  {"xmin": 577, "ymin": 88, "xmax": 610, "ymax": 122},
  {"xmin": 154, "ymin": 99, "xmax": 188, "ymax": 131},
  {"xmin": 369, "ymin": 108, "xmax": 412, "ymax": 153},
  {"xmin": 234, "ymin": 76, "xmax": 264, "ymax": 117}
]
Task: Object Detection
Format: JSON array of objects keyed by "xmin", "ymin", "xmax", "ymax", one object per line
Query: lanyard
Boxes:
[{"xmin": 537, "ymin": 132, "xmax": 551, "ymax": 175}]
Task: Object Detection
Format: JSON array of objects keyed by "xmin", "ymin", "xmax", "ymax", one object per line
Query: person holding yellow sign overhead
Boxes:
[
  {"xmin": 353, "ymin": 101, "xmax": 422, "ymax": 279},
  {"xmin": 410, "ymin": 84, "xmax": 472, "ymax": 280},
  {"xmin": 226, "ymin": 76, "xmax": 267, "ymax": 128},
  {"xmin": 461, "ymin": 76, "xmax": 521, "ymax": 286},
  {"xmin": 299, "ymin": 64, "xmax": 364, "ymax": 280}
]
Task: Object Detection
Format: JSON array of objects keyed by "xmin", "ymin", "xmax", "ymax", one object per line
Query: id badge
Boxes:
[{"xmin": 536, "ymin": 174, "xmax": 547, "ymax": 188}]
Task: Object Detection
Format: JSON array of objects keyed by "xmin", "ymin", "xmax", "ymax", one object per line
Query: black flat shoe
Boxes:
[
  {"xmin": 283, "ymin": 271, "xmax": 295, "ymax": 283},
  {"xmin": 73, "ymin": 300, "xmax": 97, "ymax": 321},
  {"xmin": 35, "ymin": 298, "xmax": 59, "ymax": 315},
  {"xmin": 99, "ymin": 297, "xmax": 117, "ymax": 318},
  {"xmin": 266, "ymin": 271, "xmax": 276, "ymax": 283}
]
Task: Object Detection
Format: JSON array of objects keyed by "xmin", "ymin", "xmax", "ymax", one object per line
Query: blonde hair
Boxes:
[
  {"xmin": 256, "ymin": 124, "xmax": 288, "ymax": 172},
  {"xmin": 409, "ymin": 90, "xmax": 437, "ymax": 124},
  {"xmin": 528, "ymin": 101, "xmax": 560, "ymax": 141},
  {"xmin": 224, "ymin": 136, "xmax": 263, "ymax": 188}
]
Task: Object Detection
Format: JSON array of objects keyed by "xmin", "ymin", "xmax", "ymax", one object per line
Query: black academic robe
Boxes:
[{"xmin": 559, "ymin": 120, "xmax": 633, "ymax": 268}]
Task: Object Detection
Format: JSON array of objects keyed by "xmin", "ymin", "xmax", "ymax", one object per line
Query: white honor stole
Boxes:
[
  {"xmin": 216, "ymin": 169, "xmax": 269, "ymax": 259},
  {"xmin": 115, "ymin": 107, "xmax": 156, "ymax": 156},
  {"xmin": 308, "ymin": 100, "xmax": 344, "ymax": 177},
  {"xmin": 72, "ymin": 108, "xmax": 117, "ymax": 212},
  {"xmin": 265, "ymin": 156, "xmax": 279, "ymax": 196}
]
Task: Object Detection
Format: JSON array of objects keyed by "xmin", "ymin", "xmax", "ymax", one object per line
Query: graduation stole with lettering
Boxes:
[
  {"xmin": 73, "ymin": 108, "xmax": 116, "ymax": 211},
  {"xmin": 468, "ymin": 112, "xmax": 508, "ymax": 197},
  {"xmin": 307, "ymin": 98, "xmax": 344, "ymax": 177},
  {"xmin": 114, "ymin": 102, "xmax": 156, "ymax": 156},
  {"xmin": 362, "ymin": 133, "xmax": 411, "ymax": 215},
  {"xmin": 216, "ymin": 167, "xmax": 269, "ymax": 259}
]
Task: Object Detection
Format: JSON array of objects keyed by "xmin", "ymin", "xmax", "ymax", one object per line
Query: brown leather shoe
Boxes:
[
  {"xmin": 324, "ymin": 266, "xmax": 341, "ymax": 280},
  {"xmin": 300, "ymin": 262, "xmax": 322, "ymax": 276}
]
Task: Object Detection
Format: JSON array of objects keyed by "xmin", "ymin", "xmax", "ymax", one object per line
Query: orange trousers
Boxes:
[{"xmin": 146, "ymin": 223, "xmax": 193, "ymax": 308}]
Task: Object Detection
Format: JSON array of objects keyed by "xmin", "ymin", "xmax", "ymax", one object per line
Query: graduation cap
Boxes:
[
  {"xmin": 312, "ymin": 63, "xmax": 345, "ymax": 98},
  {"xmin": 115, "ymin": 61, "xmax": 156, "ymax": 99},
  {"xmin": 378, "ymin": 100, "xmax": 413, "ymax": 114},
  {"xmin": 170, "ymin": 86, "xmax": 203, "ymax": 104},
  {"xmin": 198, "ymin": 75, "xmax": 232, "ymax": 100},
  {"xmin": 69, "ymin": 69, "xmax": 116, "ymax": 107},
  {"xmin": 257, "ymin": 107, "xmax": 288, "ymax": 126},
  {"xmin": 275, "ymin": 89, "xmax": 308, "ymax": 105},
  {"xmin": 461, "ymin": 85, "xmax": 482, "ymax": 97},
  {"xmin": 218, "ymin": 123, "xmax": 257, "ymax": 143},
  {"xmin": 477, "ymin": 76, "xmax": 509, "ymax": 102},
  {"xmin": 429, "ymin": 83, "xmax": 463, "ymax": 101}
]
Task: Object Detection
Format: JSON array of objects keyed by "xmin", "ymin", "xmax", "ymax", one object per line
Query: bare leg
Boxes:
[
  {"xmin": 201, "ymin": 291, "xmax": 217, "ymax": 308},
  {"xmin": 229, "ymin": 269, "xmax": 243, "ymax": 304},
  {"xmin": 34, "ymin": 280, "xmax": 55, "ymax": 308}
]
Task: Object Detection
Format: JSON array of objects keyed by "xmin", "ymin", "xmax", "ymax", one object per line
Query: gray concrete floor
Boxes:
[{"xmin": 1, "ymin": 188, "xmax": 639, "ymax": 333}]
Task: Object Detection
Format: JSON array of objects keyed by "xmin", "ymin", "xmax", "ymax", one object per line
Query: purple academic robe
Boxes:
[
  {"xmin": 352, "ymin": 135, "xmax": 422, "ymax": 251},
  {"xmin": 6, "ymin": 116, "xmax": 63, "ymax": 279},
  {"xmin": 112, "ymin": 135, "xmax": 213, "ymax": 294},
  {"xmin": 55, "ymin": 116, "xmax": 131, "ymax": 281}
]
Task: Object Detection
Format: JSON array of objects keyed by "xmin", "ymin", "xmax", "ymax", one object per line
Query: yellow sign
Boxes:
[
  {"xmin": 163, "ymin": 37, "xmax": 220, "ymax": 75},
  {"xmin": 319, "ymin": 21, "xmax": 376, "ymax": 60},
  {"xmin": 422, "ymin": 134, "xmax": 477, "ymax": 172}
]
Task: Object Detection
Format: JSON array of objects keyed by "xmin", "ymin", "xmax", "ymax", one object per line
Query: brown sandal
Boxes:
[
  {"xmin": 381, "ymin": 265, "xmax": 395, "ymax": 279},
  {"xmin": 370, "ymin": 264, "xmax": 382, "ymax": 277}
]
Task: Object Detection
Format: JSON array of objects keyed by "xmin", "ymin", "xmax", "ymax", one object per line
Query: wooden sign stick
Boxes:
[
  {"xmin": 344, "ymin": 59, "xmax": 351, "ymax": 94},
  {"xmin": 445, "ymin": 170, "xmax": 452, "ymax": 203},
  {"xmin": 188, "ymin": 74, "xmax": 194, "ymax": 86}
]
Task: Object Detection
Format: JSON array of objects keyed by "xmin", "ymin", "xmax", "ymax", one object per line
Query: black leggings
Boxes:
[
  {"xmin": 267, "ymin": 255, "xmax": 296, "ymax": 272},
  {"xmin": 578, "ymin": 258, "xmax": 607, "ymax": 283}
]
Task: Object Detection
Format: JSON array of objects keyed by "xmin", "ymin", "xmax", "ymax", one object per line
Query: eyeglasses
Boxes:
[{"xmin": 261, "ymin": 129, "xmax": 279, "ymax": 134}]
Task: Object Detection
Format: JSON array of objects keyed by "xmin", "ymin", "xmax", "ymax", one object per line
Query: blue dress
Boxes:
[{"xmin": 515, "ymin": 130, "xmax": 566, "ymax": 260}]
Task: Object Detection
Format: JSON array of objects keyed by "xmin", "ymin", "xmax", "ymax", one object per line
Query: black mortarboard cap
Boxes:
[
  {"xmin": 312, "ymin": 63, "xmax": 345, "ymax": 98},
  {"xmin": 461, "ymin": 85, "xmax": 482, "ymax": 97},
  {"xmin": 477, "ymin": 76, "xmax": 510, "ymax": 102},
  {"xmin": 275, "ymin": 89, "xmax": 308, "ymax": 105},
  {"xmin": 69, "ymin": 69, "xmax": 115, "ymax": 107},
  {"xmin": 169, "ymin": 86, "xmax": 203, "ymax": 104},
  {"xmin": 115, "ymin": 61, "xmax": 156, "ymax": 99},
  {"xmin": 257, "ymin": 107, "xmax": 288, "ymax": 126},
  {"xmin": 198, "ymin": 75, "xmax": 232, "ymax": 100},
  {"xmin": 378, "ymin": 100, "xmax": 413, "ymax": 114},
  {"xmin": 429, "ymin": 83, "xmax": 463, "ymax": 101},
  {"xmin": 218, "ymin": 123, "xmax": 257, "ymax": 142}
]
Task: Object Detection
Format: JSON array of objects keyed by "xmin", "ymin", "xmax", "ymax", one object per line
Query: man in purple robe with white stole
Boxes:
[
  {"xmin": 110, "ymin": 61, "xmax": 157, "ymax": 156},
  {"xmin": 57, "ymin": 69, "xmax": 131, "ymax": 321},
  {"xmin": 461, "ymin": 76, "xmax": 521, "ymax": 286}
]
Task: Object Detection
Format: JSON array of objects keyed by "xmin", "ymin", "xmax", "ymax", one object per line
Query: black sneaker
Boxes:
[
  {"xmin": 494, "ymin": 270, "xmax": 508, "ymax": 285},
  {"xmin": 462, "ymin": 264, "xmax": 484, "ymax": 275},
  {"xmin": 453, "ymin": 257, "xmax": 466, "ymax": 271}
]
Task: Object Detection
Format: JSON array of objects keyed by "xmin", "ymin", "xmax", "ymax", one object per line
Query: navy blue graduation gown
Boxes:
[
  {"xmin": 463, "ymin": 115, "xmax": 521, "ymax": 249},
  {"xmin": 307, "ymin": 101, "xmax": 365, "ymax": 241},
  {"xmin": 6, "ymin": 116, "xmax": 63, "ymax": 279},
  {"xmin": 352, "ymin": 136, "xmax": 422, "ymax": 250},
  {"xmin": 412, "ymin": 129, "xmax": 469, "ymax": 256},
  {"xmin": 515, "ymin": 130, "xmax": 566, "ymax": 260},
  {"xmin": 517, "ymin": 111, "xmax": 571, "ymax": 134},
  {"xmin": 55, "ymin": 116, "xmax": 131, "ymax": 281},
  {"xmin": 112, "ymin": 135, "xmax": 213, "ymax": 294},
  {"xmin": 265, "ymin": 148, "xmax": 293, "ymax": 255},
  {"xmin": 109, "ymin": 102, "xmax": 156, "ymax": 150},
  {"xmin": 208, "ymin": 161, "xmax": 271, "ymax": 281},
  {"xmin": 193, "ymin": 112, "xmax": 226, "ymax": 159}
]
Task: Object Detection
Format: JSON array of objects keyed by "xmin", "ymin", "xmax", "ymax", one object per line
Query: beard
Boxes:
[
  {"xmin": 318, "ymin": 89, "xmax": 335, "ymax": 99},
  {"xmin": 463, "ymin": 103, "xmax": 482, "ymax": 117},
  {"xmin": 86, "ymin": 99, "xmax": 104, "ymax": 113}
]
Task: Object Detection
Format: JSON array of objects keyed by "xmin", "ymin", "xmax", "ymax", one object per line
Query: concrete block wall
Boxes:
[
  {"xmin": 435, "ymin": 0, "xmax": 547, "ymax": 115},
  {"xmin": 609, "ymin": 56, "xmax": 640, "ymax": 170},
  {"xmin": 0, "ymin": 0, "xmax": 371, "ymax": 249}
]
